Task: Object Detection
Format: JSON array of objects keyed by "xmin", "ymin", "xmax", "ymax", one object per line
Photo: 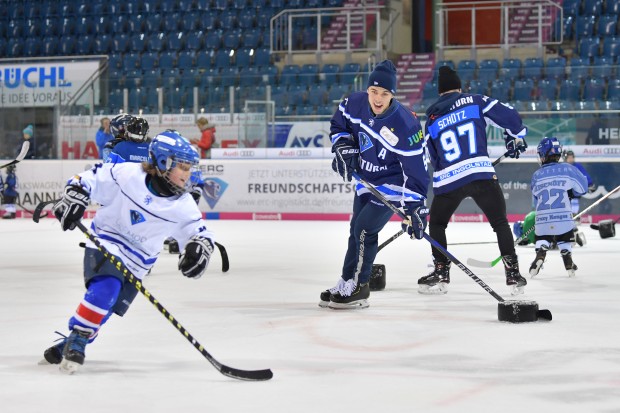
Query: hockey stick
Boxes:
[
  {"xmin": 0, "ymin": 141, "xmax": 30, "ymax": 169},
  {"xmin": 467, "ymin": 183, "xmax": 620, "ymax": 268},
  {"xmin": 32, "ymin": 199, "xmax": 57, "ymax": 222},
  {"xmin": 71, "ymin": 221, "xmax": 272, "ymax": 381},
  {"xmin": 375, "ymin": 151, "xmax": 511, "ymax": 254},
  {"xmin": 214, "ymin": 242, "xmax": 230, "ymax": 272},
  {"xmin": 352, "ymin": 172, "xmax": 506, "ymax": 302}
]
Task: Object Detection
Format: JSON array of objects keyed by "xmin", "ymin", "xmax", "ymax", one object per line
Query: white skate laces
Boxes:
[{"xmin": 335, "ymin": 279, "xmax": 358, "ymax": 297}]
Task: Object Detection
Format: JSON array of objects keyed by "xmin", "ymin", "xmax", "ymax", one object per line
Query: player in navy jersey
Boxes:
[
  {"xmin": 562, "ymin": 149, "xmax": 595, "ymax": 215},
  {"xmin": 319, "ymin": 59, "xmax": 430, "ymax": 309},
  {"xmin": 529, "ymin": 137, "xmax": 588, "ymax": 278},
  {"xmin": 420, "ymin": 66, "xmax": 528, "ymax": 295},
  {"xmin": 40, "ymin": 130, "xmax": 215, "ymax": 374},
  {"xmin": 103, "ymin": 114, "xmax": 151, "ymax": 164}
]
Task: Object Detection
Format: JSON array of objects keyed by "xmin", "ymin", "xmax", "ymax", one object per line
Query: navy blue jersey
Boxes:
[
  {"xmin": 424, "ymin": 92, "xmax": 527, "ymax": 194},
  {"xmin": 330, "ymin": 92, "xmax": 429, "ymax": 205},
  {"xmin": 104, "ymin": 140, "xmax": 150, "ymax": 164}
]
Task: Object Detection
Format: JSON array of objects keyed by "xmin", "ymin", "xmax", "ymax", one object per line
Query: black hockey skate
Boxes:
[
  {"xmin": 328, "ymin": 281, "xmax": 370, "ymax": 309},
  {"xmin": 503, "ymin": 255, "xmax": 527, "ymax": 295},
  {"xmin": 39, "ymin": 332, "xmax": 68, "ymax": 365},
  {"xmin": 529, "ymin": 245, "xmax": 548, "ymax": 278},
  {"xmin": 561, "ymin": 249, "xmax": 578, "ymax": 277},
  {"xmin": 318, "ymin": 278, "xmax": 346, "ymax": 308},
  {"xmin": 59, "ymin": 326, "xmax": 93, "ymax": 374},
  {"xmin": 418, "ymin": 261, "xmax": 450, "ymax": 295}
]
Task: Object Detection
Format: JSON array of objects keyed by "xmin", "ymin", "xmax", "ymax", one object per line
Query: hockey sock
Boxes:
[{"xmin": 68, "ymin": 276, "xmax": 122, "ymax": 340}]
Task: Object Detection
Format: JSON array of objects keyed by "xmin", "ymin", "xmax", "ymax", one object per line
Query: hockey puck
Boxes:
[
  {"xmin": 369, "ymin": 264, "xmax": 386, "ymax": 291},
  {"xmin": 498, "ymin": 300, "xmax": 552, "ymax": 323}
]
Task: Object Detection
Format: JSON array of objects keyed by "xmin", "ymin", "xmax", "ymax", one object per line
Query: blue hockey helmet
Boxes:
[
  {"xmin": 148, "ymin": 130, "xmax": 200, "ymax": 195},
  {"xmin": 110, "ymin": 113, "xmax": 136, "ymax": 139},
  {"xmin": 536, "ymin": 136, "xmax": 562, "ymax": 165}
]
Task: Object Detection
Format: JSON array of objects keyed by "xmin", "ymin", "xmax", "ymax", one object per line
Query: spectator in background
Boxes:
[
  {"xmin": 95, "ymin": 117, "xmax": 114, "ymax": 159},
  {"xmin": 2, "ymin": 165, "xmax": 18, "ymax": 219},
  {"xmin": 562, "ymin": 149, "xmax": 595, "ymax": 215},
  {"xmin": 21, "ymin": 124, "xmax": 36, "ymax": 159},
  {"xmin": 191, "ymin": 117, "xmax": 216, "ymax": 159}
]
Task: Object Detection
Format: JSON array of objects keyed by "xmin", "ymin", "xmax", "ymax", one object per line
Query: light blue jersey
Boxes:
[{"xmin": 531, "ymin": 162, "xmax": 588, "ymax": 236}]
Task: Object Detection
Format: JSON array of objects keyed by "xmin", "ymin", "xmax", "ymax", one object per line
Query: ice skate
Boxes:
[
  {"xmin": 318, "ymin": 278, "xmax": 346, "ymax": 308},
  {"xmin": 561, "ymin": 249, "xmax": 578, "ymax": 277},
  {"xmin": 39, "ymin": 332, "xmax": 68, "ymax": 365},
  {"xmin": 503, "ymin": 255, "xmax": 526, "ymax": 295},
  {"xmin": 529, "ymin": 246, "xmax": 548, "ymax": 278},
  {"xmin": 59, "ymin": 326, "xmax": 93, "ymax": 374},
  {"xmin": 574, "ymin": 230, "xmax": 586, "ymax": 247},
  {"xmin": 328, "ymin": 279, "xmax": 370, "ymax": 309},
  {"xmin": 418, "ymin": 261, "xmax": 450, "ymax": 295}
]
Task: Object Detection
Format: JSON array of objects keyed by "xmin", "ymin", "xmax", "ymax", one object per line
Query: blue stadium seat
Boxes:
[
  {"xmin": 501, "ymin": 58, "xmax": 522, "ymax": 79},
  {"xmin": 110, "ymin": 15, "xmax": 128, "ymax": 34},
  {"xmin": 142, "ymin": 69, "xmax": 162, "ymax": 88},
  {"xmin": 592, "ymin": 56, "xmax": 615, "ymax": 79},
  {"xmin": 238, "ymin": 66, "xmax": 260, "ymax": 86},
  {"xmin": 582, "ymin": 0, "xmax": 603, "ymax": 15},
  {"xmin": 145, "ymin": 14, "xmax": 163, "ymax": 33},
  {"xmin": 583, "ymin": 78, "xmax": 605, "ymax": 100},
  {"xmin": 456, "ymin": 59, "xmax": 477, "ymax": 83},
  {"xmin": 477, "ymin": 59, "xmax": 499, "ymax": 84},
  {"xmin": 321, "ymin": 64, "xmax": 341, "ymax": 86},
  {"xmin": 41, "ymin": 37, "xmax": 58, "ymax": 56},
  {"xmin": 128, "ymin": 88, "xmax": 145, "ymax": 110},
  {"xmin": 537, "ymin": 78, "xmax": 558, "ymax": 100},
  {"xmin": 597, "ymin": 15, "xmax": 617, "ymax": 37},
  {"xmin": 328, "ymin": 84, "xmax": 350, "ymax": 103},
  {"xmin": 568, "ymin": 57, "xmax": 590, "ymax": 79},
  {"xmin": 76, "ymin": 35, "xmax": 95, "ymax": 55},
  {"xmin": 561, "ymin": 15, "xmax": 575, "ymax": 40},
  {"xmin": 41, "ymin": 18, "xmax": 59, "ymax": 37},
  {"xmin": 607, "ymin": 78, "xmax": 620, "ymax": 100},
  {"xmin": 522, "ymin": 57, "xmax": 544, "ymax": 80},
  {"xmin": 600, "ymin": 100, "xmax": 620, "ymax": 110},
  {"xmin": 185, "ymin": 31, "xmax": 205, "ymax": 51},
  {"xmin": 167, "ymin": 32, "xmax": 185, "ymax": 51},
  {"xmin": 127, "ymin": 15, "xmax": 145, "ymax": 33},
  {"xmin": 124, "ymin": 52, "xmax": 141, "ymax": 70},
  {"xmin": 144, "ymin": 87, "xmax": 160, "ymax": 110},
  {"xmin": 177, "ymin": 51, "xmax": 196, "ymax": 69},
  {"xmin": 158, "ymin": 51, "xmax": 177, "ymax": 69},
  {"xmin": 223, "ymin": 30, "xmax": 241, "ymax": 50},
  {"xmin": 199, "ymin": 12, "xmax": 219, "ymax": 31},
  {"xmin": 205, "ymin": 30, "xmax": 223, "ymax": 50},
  {"xmin": 575, "ymin": 15, "xmax": 596, "ymax": 38},
  {"xmin": 214, "ymin": 49, "xmax": 232, "ymax": 68},
  {"xmin": 76, "ymin": 17, "xmax": 95, "ymax": 35},
  {"xmin": 575, "ymin": 101, "xmax": 597, "ymax": 116},
  {"xmin": 234, "ymin": 47, "xmax": 253, "ymax": 67},
  {"xmin": 124, "ymin": 69, "xmax": 143, "ymax": 89},
  {"xmin": 489, "ymin": 79, "xmax": 509, "ymax": 101},
  {"xmin": 422, "ymin": 81, "xmax": 438, "ymax": 100},
  {"xmin": 182, "ymin": 11, "xmax": 202, "ymax": 32},
  {"xmin": 559, "ymin": 78, "xmax": 582, "ymax": 100},
  {"xmin": 513, "ymin": 78, "xmax": 535, "ymax": 101},
  {"xmin": 160, "ymin": 0, "xmax": 180, "ymax": 13},
  {"xmin": 129, "ymin": 33, "xmax": 147, "ymax": 53},
  {"xmin": 280, "ymin": 64, "xmax": 301, "ymax": 86},
  {"xmin": 602, "ymin": 36, "xmax": 620, "ymax": 60},
  {"xmin": 93, "ymin": 35, "xmax": 112, "ymax": 54},
  {"xmin": 59, "ymin": 36, "xmax": 77, "ymax": 55},
  {"xmin": 467, "ymin": 79, "xmax": 488, "ymax": 95},
  {"xmin": 299, "ymin": 64, "xmax": 319, "ymax": 86},
  {"xmin": 238, "ymin": 9, "xmax": 256, "ymax": 29},
  {"xmin": 218, "ymin": 10, "xmax": 239, "ymax": 30},
  {"xmin": 147, "ymin": 33, "xmax": 166, "ymax": 53},
  {"xmin": 253, "ymin": 47, "xmax": 271, "ymax": 67},
  {"xmin": 23, "ymin": 37, "xmax": 40, "ymax": 57},
  {"xmin": 289, "ymin": 85, "xmax": 307, "ymax": 107},
  {"xmin": 577, "ymin": 36, "xmax": 600, "ymax": 59},
  {"xmin": 259, "ymin": 65, "xmax": 278, "ymax": 85},
  {"xmin": 180, "ymin": 68, "xmax": 199, "ymax": 88},
  {"xmin": 606, "ymin": 0, "xmax": 620, "ymax": 14},
  {"xmin": 162, "ymin": 13, "xmax": 181, "ymax": 32},
  {"xmin": 306, "ymin": 85, "xmax": 328, "ymax": 107},
  {"xmin": 220, "ymin": 67, "xmax": 239, "ymax": 87},
  {"xmin": 241, "ymin": 28, "xmax": 262, "ymax": 49},
  {"xmin": 545, "ymin": 57, "xmax": 566, "ymax": 80},
  {"xmin": 196, "ymin": 50, "xmax": 212, "ymax": 68}
]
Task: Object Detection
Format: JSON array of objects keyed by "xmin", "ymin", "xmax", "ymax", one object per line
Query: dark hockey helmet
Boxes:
[
  {"xmin": 148, "ymin": 130, "xmax": 199, "ymax": 195},
  {"xmin": 562, "ymin": 149, "xmax": 575, "ymax": 161},
  {"xmin": 537, "ymin": 136, "xmax": 562, "ymax": 165},
  {"xmin": 126, "ymin": 117, "xmax": 150, "ymax": 142},
  {"xmin": 110, "ymin": 113, "xmax": 136, "ymax": 139}
]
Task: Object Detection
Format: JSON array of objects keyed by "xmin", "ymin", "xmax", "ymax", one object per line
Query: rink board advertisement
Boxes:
[{"xmin": 5, "ymin": 159, "xmax": 620, "ymax": 220}]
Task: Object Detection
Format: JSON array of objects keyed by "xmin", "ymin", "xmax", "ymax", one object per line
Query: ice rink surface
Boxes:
[{"xmin": 1, "ymin": 218, "xmax": 619, "ymax": 413}]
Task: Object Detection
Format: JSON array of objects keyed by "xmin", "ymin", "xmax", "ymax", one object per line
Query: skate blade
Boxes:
[
  {"xmin": 59, "ymin": 359, "xmax": 80, "ymax": 375},
  {"xmin": 510, "ymin": 285, "xmax": 525, "ymax": 296},
  {"xmin": 318, "ymin": 300, "xmax": 329, "ymax": 308},
  {"xmin": 567, "ymin": 269, "xmax": 576, "ymax": 277},
  {"xmin": 418, "ymin": 283, "xmax": 448, "ymax": 295},
  {"xmin": 327, "ymin": 299, "xmax": 369, "ymax": 309}
]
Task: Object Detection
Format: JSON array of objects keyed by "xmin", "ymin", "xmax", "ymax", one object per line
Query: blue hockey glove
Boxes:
[
  {"xmin": 401, "ymin": 202, "xmax": 429, "ymax": 240},
  {"xmin": 178, "ymin": 236, "xmax": 214, "ymax": 279},
  {"xmin": 331, "ymin": 139, "xmax": 359, "ymax": 182},
  {"xmin": 505, "ymin": 134, "xmax": 528, "ymax": 159},
  {"xmin": 52, "ymin": 185, "xmax": 90, "ymax": 231}
]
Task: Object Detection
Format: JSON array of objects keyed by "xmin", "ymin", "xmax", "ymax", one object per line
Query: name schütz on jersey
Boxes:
[{"xmin": 248, "ymin": 182, "xmax": 353, "ymax": 194}]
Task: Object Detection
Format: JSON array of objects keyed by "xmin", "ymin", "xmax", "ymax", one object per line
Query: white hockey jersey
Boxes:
[
  {"xmin": 73, "ymin": 162, "xmax": 215, "ymax": 278},
  {"xmin": 531, "ymin": 162, "xmax": 588, "ymax": 236}
]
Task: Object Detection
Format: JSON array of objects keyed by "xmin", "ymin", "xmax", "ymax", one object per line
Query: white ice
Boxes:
[{"xmin": 1, "ymin": 218, "xmax": 619, "ymax": 413}]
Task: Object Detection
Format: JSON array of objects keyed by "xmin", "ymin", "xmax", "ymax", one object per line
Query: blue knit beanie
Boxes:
[
  {"xmin": 367, "ymin": 60, "xmax": 397, "ymax": 94},
  {"xmin": 23, "ymin": 124, "xmax": 34, "ymax": 137}
]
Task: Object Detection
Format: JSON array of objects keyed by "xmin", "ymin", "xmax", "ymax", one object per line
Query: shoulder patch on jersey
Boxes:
[
  {"xmin": 130, "ymin": 210, "xmax": 146, "ymax": 225},
  {"xmin": 379, "ymin": 126, "xmax": 399, "ymax": 146},
  {"xmin": 359, "ymin": 132, "xmax": 374, "ymax": 152}
]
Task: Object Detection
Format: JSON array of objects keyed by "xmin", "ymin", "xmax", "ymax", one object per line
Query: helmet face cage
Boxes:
[
  {"xmin": 126, "ymin": 117, "xmax": 150, "ymax": 142},
  {"xmin": 110, "ymin": 113, "xmax": 137, "ymax": 139},
  {"xmin": 537, "ymin": 137, "xmax": 562, "ymax": 165},
  {"xmin": 148, "ymin": 131, "xmax": 200, "ymax": 195}
]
